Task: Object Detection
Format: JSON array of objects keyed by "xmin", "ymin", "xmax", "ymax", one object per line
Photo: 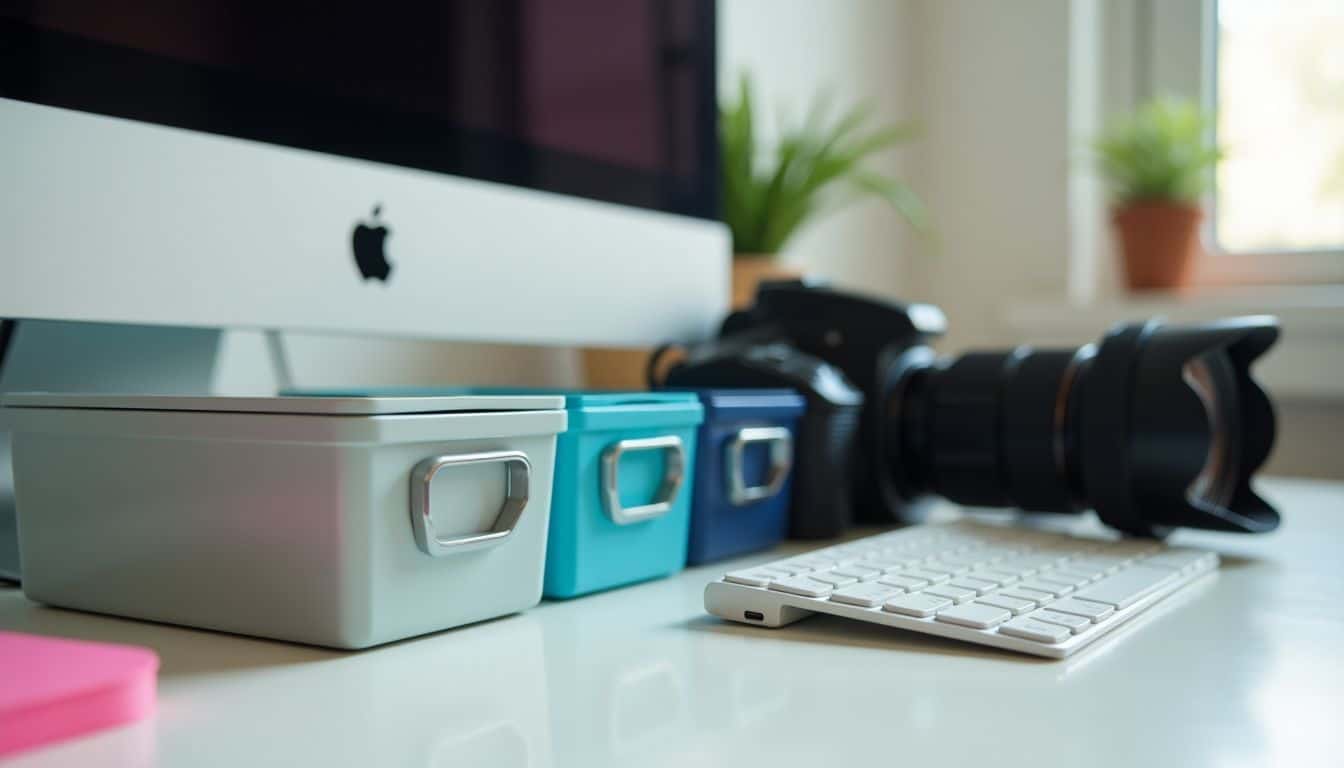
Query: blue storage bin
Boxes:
[{"xmin": 680, "ymin": 389, "xmax": 805, "ymax": 564}]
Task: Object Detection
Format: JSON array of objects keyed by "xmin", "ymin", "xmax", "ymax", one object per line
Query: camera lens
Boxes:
[{"xmin": 883, "ymin": 317, "xmax": 1280, "ymax": 536}]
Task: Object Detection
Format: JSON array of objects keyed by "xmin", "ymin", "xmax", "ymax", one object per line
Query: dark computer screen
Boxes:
[{"xmin": 0, "ymin": 1, "xmax": 718, "ymax": 219}]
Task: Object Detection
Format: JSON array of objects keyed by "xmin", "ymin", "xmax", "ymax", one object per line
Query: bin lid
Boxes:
[
  {"xmin": 559, "ymin": 391, "xmax": 703, "ymax": 431},
  {"xmin": 282, "ymin": 388, "xmax": 703, "ymax": 430},
  {"xmin": 0, "ymin": 392, "xmax": 565, "ymax": 415},
  {"xmin": 677, "ymin": 388, "xmax": 806, "ymax": 416}
]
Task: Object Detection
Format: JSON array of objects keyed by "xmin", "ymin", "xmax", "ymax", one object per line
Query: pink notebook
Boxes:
[{"xmin": 0, "ymin": 631, "xmax": 159, "ymax": 758}]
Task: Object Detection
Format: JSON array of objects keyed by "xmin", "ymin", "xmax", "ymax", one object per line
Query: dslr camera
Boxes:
[{"xmin": 652, "ymin": 281, "xmax": 1280, "ymax": 539}]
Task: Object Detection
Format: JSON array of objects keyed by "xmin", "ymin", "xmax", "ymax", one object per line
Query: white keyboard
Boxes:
[{"xmin": 704, "ymin": 521, "xmax": 1218, "ymax": 658}]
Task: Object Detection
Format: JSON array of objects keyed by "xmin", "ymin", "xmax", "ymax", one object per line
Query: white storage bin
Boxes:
[{"xmin": 2, "ymin": 394, "xmax": 567, "ymax": 649}]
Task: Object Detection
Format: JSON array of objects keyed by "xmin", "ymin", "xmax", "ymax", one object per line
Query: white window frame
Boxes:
[{"xmin": 1146, "ymin": 0, "xmax": 1344, "ymax": 285}]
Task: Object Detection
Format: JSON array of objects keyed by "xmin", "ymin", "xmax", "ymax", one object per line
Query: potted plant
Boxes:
[
  {"xmin": 721, "ymin": 75, "xmax": 924, "ymax": 308},
  {"xmin": 582, "ymin": 77, "xmax": 924, "ymax": 389},
  {"xmin": 1094, "ymin": 97, "xmax": 1223, "ymax": 291}
]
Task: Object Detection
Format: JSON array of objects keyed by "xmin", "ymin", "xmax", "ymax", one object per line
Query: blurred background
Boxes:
[{"xmin": 207, "ymin": 0, "xmax": 1342, "ymax": 479}]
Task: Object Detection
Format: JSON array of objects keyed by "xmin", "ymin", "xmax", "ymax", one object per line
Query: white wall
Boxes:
[
  {"xmin": 717, "ymin": 0, "xmax": 920, "ymax": 302},
  {"xmin": 904, "ymin": 0, "xmax": 1083, "ymax": 352}
]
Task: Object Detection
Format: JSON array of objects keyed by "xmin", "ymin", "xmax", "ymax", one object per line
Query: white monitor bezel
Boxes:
[{"xmin": 2, "ymin": 98, "xmax": 729, "ymax": 346}]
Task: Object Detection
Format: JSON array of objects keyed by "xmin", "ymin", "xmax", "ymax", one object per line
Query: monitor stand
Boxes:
[{"xmin": 0, "ymin": 320, "xmax": 221, "ymax": 582}]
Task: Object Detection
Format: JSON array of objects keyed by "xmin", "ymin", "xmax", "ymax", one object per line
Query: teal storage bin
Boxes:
[{"xmin": 543, "ymin": 392, "xmax": 703, "ymax": 598}]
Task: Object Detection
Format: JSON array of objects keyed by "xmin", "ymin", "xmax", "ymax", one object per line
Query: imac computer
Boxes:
[{"xmin": 0, "ymin": 2, "xmax": 728, "ymax": 579}]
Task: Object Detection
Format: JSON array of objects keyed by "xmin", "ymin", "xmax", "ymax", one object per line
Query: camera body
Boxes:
[
  {"xmin": 720, "ymin": 281, "xmax": 947, "ymax": 525},
  {"xmin": 659, "ymin": 280, "xmax": 1281, "ymax": 538},
  {"xmin": 656, "ymin": 328, "xmax": 864, "ymax": 538}
]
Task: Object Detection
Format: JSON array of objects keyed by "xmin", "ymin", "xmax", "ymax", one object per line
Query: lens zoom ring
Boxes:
[
  {"xmin": 1000, "ymin": 350, "xmax": 1077, "ymax": 513},
  {"xmin": 926, "ymin": 353, "xmax": 1013, "ymax": 506}
]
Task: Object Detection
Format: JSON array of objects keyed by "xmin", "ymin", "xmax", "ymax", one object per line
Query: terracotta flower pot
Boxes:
[
  {"xmin": 1111, "ymin": 203, "xmax": 1202, "ymax": 291},
  {"xmin": 731, "ymin": 254, "xmax": 804, "ymax": 309}
]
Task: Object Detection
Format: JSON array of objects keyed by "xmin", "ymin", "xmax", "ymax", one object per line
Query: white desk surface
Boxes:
[{"xmin": 2, "ymin": 477, "xmax": 1341, "ymax": 768}]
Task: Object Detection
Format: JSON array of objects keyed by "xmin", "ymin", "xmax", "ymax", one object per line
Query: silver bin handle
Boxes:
[
  {"xmin": 410, "ymin": 450, "xmax": 531, "ymax": 557},
  {"xmin": 601, "ymin": 435, "xmax": 686, "ymax": 525},
  {"xmin": 726, "ymin": 426, "xmax": 793, "ymax": 506}
]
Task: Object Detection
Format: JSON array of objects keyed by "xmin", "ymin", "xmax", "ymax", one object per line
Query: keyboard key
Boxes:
[
  {"xmin": 957, "ymin": 571, "xmax": 1010, "ymax": 586},
  {"xmin": 808, "ymin": 571, "xmax": 859, "ymax": 587},
  {"xmin": 1044, "ymin": 597, "xmax": 1115, "ymax": 622},
  {"xmin": 862, "ymin": 562, "xmax": 908, "ymax": 575},
  {"xmin": 765, "ymin": 562, "xmax": 812, "ymax": 576},
  {"xmin": 924, "ymin": 585, "xmax": 977, "ymax": 604},
  {"xmin": 998, "ymin": 617, "xmax": 1071, "ymax": 644},
  {"xmin": 767, "ymin": 576, "xmax": 834, "ymax": 598},
  {"xmin": 920, "ymin": 562, "xmax": 971, "ymax": 575},
  {"xmin": 1142, "ymin": 550, "xmax": 1215, "ymax": 572},
  {"xmin": 935, "ymin": 603, "xmax": 1012, "ymax": 629},
  {"xmin": 832, "ymin": 564, "xmax": 883, "ymax": 580},
  {"xmin": 883, "ymin": 593, "xmax": 953, "ymax": 618},
  {"xmin": 997, "ymin": 555, "xmax": 1065, "ymax": 575},
  {"xmin": 1069, "ymin": 557, "xmax": 1126, "ymax": 575},
  {"xmin": 974, "ymin": 595, "xmax": 1036, "ymax": 615},
  {"xmin": 971, "ymin": 567, "xmax": 1020, "ymax": 584},
  {"xmin": 901, "ymin": 568, "xmax": 951, "ymax": 584},
  {"xmin": 723, "ymin": 569, "xmax": 781, "ymax": 587},
  {"xmin": 1073, "ymin": 566, "xmax": 1175, "ymax": 609},
  {"xmin": 861, "ymin": 555, "xmax": 922, "ymax": 572},
  {"xmin": 947, "ymin": 577, "xmax": 999, "ymax": 595},
  {"xmin": 1051, "ymin": 568, "xmax": 1103, "ymax": 583},
  {"xmin": 877, "ymin": 574, "xmax": 929, "ymax": 592},
  {"xmin": 994, "ymin": 589, "xmax": 1046, "ymax": 607},
  {"xmin": 830, "ymin": 582, "xmax": 903, "ymax": 608},
  {"xmin": 1030, "ymin": 609, "xmax": 1091, "ymax": 634},
  {"xmin": 1034, "ymin": 572, "xmax": 1092, "ymax": 590},
  {"xmin": 938, "ymin": 551, "xmax": 999, "ymax": 568},
  {"xmin": 1015, "ymin": 580, "xmax": 1074, "ymax": 597}
]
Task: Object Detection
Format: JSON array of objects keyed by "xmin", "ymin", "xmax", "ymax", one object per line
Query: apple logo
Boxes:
[{"xmin": 351, "ymin": 204, "xmax": 393, "ymax": 282}]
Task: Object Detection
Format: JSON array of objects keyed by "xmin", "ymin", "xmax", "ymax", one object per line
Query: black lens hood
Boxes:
[{"xmin": 1082, "ymin": 316, "xmax": 1280, "ymax": 537}]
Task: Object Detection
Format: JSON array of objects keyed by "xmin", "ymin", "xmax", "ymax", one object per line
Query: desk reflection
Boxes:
[
  {"xmin": 542, "ymin": 608, "xmax": 693, "ymax": 766},
  {"xmin": 538, "ymin": 578, "xmax": 800, "ymax": 767},
  {"xmin": 151, "ymin": 612, "xmax": 553, "ymax": 768}
]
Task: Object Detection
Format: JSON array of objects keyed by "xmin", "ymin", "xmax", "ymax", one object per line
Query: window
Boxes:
[{"xmin": 1212, "ymin": 0, "xmax": 1344, "ymax": 256}]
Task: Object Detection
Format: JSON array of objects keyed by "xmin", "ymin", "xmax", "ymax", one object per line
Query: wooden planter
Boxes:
[
  {"xmin": 731, "ymin": 254, "xmax": 803, "ymax": 309},
  {"xmin": 1111, "ymin": 203, "xmax": 1202, "ymax": 291}
]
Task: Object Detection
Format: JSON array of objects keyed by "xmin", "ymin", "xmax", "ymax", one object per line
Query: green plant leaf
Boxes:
[
  {"xmin": 1093, "ymin": 96, "xmax": 1222, "ymax": 205},
  {"xmin": 848, "ymin": 170, "xmax": 928, "ymax": 232},
  {"xmin": 719, "ymin": 73, "xmax": 924, "ymax": 255}
]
